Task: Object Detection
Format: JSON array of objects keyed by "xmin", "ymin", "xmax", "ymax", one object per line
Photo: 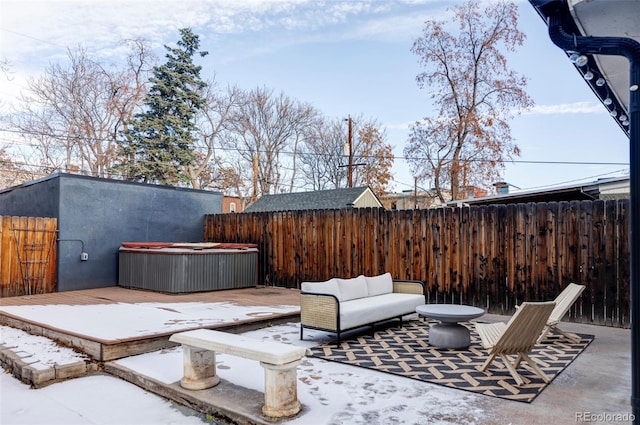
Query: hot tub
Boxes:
[{"xmin": 118, "ymin": 242, "xmax": 258, "ymax": 293}]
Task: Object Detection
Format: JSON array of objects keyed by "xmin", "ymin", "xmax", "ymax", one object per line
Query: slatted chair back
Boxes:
[
  {"xmin": 548, "ymin": 283, "xmax": 585, "ymax": 326},
  {"xmin": 490, "ymin": 302, "xmax": 556, "ymax": 356}
]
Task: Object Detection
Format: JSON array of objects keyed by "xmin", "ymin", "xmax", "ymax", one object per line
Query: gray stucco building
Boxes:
[{"xmin": 0, "ymin": 173, "xmax": 222, "ymax": 291}]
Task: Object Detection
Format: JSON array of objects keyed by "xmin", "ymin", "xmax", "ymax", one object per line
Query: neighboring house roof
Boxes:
[
  {"xmin": 243, "ymin": 187, "xmax": 383, "ymax": 213},
  {"xmin": 446, "ymin": 176, "xmax": 629, "ymax": 206}
]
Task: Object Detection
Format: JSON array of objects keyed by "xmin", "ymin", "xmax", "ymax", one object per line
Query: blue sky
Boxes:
[{"xmin": 0, "ymin": 0, "xmax": 630, "ymax": 193}]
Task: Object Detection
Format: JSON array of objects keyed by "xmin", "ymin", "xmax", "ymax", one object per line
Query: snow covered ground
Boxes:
[
  {"xmin": 1, "ymin": 300, "xmax": 633, "ymax": 424},
  {"xmin": 1, "ymin": 323, "xmax": 484, "ymax": 425},
  {"xmin": 0, "ymin": 301, "xmax": 485, "ymax": 425},
  {"xmin": 113, "ymin": 322, "xmax": 484, "ymax": 425}
]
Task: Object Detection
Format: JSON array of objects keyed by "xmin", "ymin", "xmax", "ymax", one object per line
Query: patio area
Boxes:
[{"xmin": 0, "ymin": 286, "xmax": 634, "ymax": 424}]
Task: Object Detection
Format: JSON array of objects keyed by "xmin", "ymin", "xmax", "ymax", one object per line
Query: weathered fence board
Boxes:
[
  {"xmin": 0, "ymin": 216, "xmax": 57, "ymax": 297},
  {"xmin": 205, "ymin": 200, "xmax": 631, "ymax": 327}
]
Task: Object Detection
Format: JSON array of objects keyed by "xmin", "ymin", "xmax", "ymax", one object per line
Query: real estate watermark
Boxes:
[{"xmin": 575, "ymin": 411, "xmax": 635, "ymax": 423}]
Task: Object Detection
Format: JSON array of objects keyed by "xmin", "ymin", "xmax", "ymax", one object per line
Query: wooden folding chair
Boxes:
[
  {"xmin": 537, "ymin": 283, "xmax": 585, "ymax": 343},
  {"xmin": 475, "ymin": 301, "xmax": 555, "ymax": 386}
]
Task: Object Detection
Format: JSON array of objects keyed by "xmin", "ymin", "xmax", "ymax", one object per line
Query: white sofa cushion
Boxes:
[
  {"xmin": 301, "ymin": 278, "xmax": 341, "ymax": 300},
  {"xmin": 335, "ymin": 275, "xmax": 368, "ymax": 301},
  {"xmin": 365, "ymin": 272, "xmax": 393, "ymax": 296},
  {"xmin": 339, "ymin": 293, "xmax": 425, "ymax": 330}
]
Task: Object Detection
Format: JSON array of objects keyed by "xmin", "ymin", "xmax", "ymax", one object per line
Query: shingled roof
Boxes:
[{"xmin": 243, "ymin": 186, "xmax": 382, "ymax": 213}]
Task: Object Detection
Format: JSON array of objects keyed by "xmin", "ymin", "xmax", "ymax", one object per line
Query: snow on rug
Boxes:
[{"xmin": 308, "ymin": 320, "xmax": 593, "ymax": 403}]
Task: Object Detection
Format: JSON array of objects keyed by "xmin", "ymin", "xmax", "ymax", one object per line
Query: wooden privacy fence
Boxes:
[
  {"xmin": 1, "ymin": 216, "xmax": 57, "ymax": 297},
  {"xmin": 205, "ymin": 199, "xmax": 630, "ymax": 327}
]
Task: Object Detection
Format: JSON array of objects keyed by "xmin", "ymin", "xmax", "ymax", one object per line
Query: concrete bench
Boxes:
[{"xmin": 169, "ymin": 329, "xmax": 308, "ymax": 419}]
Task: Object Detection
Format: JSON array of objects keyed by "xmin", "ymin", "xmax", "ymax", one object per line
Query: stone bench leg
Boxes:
[
  {"xmin": 260, "ymin": 359, "xmax": 302, "ymax": 418},
  {"xmin": 179, "ymin": 345, "xmax": 220, "ymax": 390}
]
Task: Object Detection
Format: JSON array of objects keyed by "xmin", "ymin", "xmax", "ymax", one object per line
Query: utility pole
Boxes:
[
  {"xmin": 339, "ymin": 116, "xmax": 364, "ymax": 188},
  {"xmin": 347, "ymin": 116, "xmax": 353, "ymax": 188},
  {"xmin": 252, "ymin": 153, "xmax": 258, "ymax": 203}
]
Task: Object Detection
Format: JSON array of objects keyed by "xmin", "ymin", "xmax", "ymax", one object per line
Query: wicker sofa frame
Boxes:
[{"xmin": 299, "ymin": 279, "xmax": 426, "ymax": 343}]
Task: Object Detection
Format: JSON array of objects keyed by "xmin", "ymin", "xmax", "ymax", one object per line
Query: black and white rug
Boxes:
[{"xmin": 308, "ymin": 320, "xmax": 593, "ymax": 402}]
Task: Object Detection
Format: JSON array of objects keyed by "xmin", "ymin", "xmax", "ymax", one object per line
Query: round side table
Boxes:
[{"xmin": 416, "ymin": 304, "xmax": 485, "ymax": 349}]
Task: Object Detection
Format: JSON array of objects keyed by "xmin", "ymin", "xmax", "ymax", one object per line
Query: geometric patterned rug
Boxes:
[{"xmin": 308, "ymin": 320, "xmax": 594, "ymax": 403}]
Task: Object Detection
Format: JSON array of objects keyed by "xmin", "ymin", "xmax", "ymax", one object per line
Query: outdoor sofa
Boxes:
[{"xmin": 299, "ymin": 273, "xmax": 426, "ymax": 343}]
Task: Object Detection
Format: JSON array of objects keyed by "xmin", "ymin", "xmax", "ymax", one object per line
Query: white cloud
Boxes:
[
  {"xmin": 384, "ymin": 100, "xmax": 607, "ymax": 134},
  {"xmin": 0, "ymin": 0, "xmax": 445, "ymax": 61},
  {"xmin": 525, "ymin": 101, "xmax": 605, "ymax": 115},
  {"xmin": 386, "ymin": 120, "xmax": 416, "ymax": 131},
  {"xmin": 344, "ymin": 14, "xmax": 429, "ymax": 42}
]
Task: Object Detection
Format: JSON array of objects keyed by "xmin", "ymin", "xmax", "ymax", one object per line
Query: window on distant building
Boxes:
[{"xmin": 229, "ymin": 202, "xmax": 236, "ymax": 212}]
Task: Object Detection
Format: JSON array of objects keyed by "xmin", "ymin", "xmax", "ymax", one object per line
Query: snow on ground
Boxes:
[
  {"xmin": 0, "ymin": 325, "xmax": 208, "ymax": 425},
  {"xmin": 1, "ymin": 373, "xmax": 207, "ymax": 425},
  {"xmin": 116, "ymin": 322, "xmax": 484, "ymax": 425},
  {"xmin": 0, "ymin": 302, "xmax": 486, "ymax": 425},
  {"xmin": 1, "ymin": 326, "xmax": 88, "ymax": 369}
]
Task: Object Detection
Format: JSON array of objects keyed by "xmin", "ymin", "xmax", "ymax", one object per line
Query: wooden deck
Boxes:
[
  {"xmin": 0, "ymin": 285, "xmax": 301, "ymax": 307},
  {"xmin": 0, "ymin": 286, "xmax": 301, "ymax": 361}
]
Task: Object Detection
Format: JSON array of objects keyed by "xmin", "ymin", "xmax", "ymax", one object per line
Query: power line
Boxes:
[
  {"xmin": 0, "ymin": 148, "xmax": 630, "ymax": 195},
  {"xmin": 0, "ymin": 127, "xmax": 630, "ymax": 167},
  {"xmin": 1, "ymin": 28, "xmax": 68, "ymax": 50},
  {"xmin": 1, "ymin": 127, "xmax": 631, "ymax": 194},
  {"xmin": 389, "ymin": 167, "xmax": 630, "ymax": 193},
  {"xmin": 509, "ymin": 168, "xmax": 630, "ymax": 191}
]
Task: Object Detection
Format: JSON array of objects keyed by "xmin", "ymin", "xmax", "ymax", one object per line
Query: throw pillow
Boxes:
[
  {"xmin": 301, "ymin": 279, "xmax": 341, "ymax": 300},
  {"xmin": 336, "ymin": 275, "xmax": 368, "ymax": 301},
  {"xmin": 365, "ymin": 272, "xmax": 393, "ymax": 296}
]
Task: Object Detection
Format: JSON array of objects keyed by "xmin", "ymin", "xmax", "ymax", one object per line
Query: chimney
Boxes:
[{"xmin": 493, "ymin": 182, "xmax": 509, "ymax": 195}]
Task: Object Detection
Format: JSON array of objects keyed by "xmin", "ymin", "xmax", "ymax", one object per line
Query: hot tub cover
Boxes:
[{"xmin": 120, "ymin": 242, "xmax": 258, "ymax": 250}]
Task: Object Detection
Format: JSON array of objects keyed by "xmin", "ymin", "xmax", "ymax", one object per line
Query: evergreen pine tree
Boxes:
[{"xmin": 118, "ymin": 28, "xmax": 207, "ymax": 185}]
